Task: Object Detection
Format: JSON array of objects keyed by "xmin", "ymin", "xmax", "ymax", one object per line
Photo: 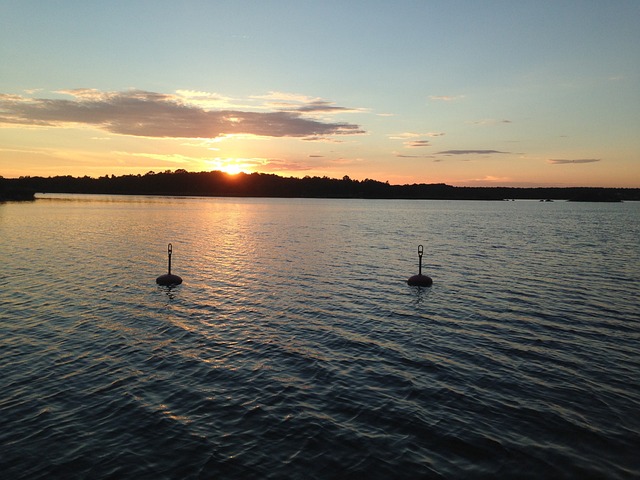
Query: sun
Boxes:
[
  {"xmin": 220, "ymin": 163, "xmax": 244, "ymax": 175},
  {"xmin": 204, "ymin": 157, "xmax": 248, "ymax": 175}
]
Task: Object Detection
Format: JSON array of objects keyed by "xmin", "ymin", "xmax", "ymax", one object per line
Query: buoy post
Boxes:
[
  {"xmin": 156, "ymin": 243, "xmax": 183, "ymax": 285},
  {"xmin": 407, "ymin": 244, "xmax": 433, "ymax": 287},
  {"xmin": 418, "ymin": 244, "xmax": 423, "ymax": 275}
]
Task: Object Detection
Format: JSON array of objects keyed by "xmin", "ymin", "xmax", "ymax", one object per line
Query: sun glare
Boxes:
[
  {"xmin": 205, "ymin": 157, "xmax": 248, "ymax": 175},
  {"xmin": 221, "ymin": 164, "xmax": 244, "ymax": 175}
]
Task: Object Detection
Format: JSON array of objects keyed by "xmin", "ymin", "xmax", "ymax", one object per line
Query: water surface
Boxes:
[{"xmin": 1, "ymin": 195, "xmax": 639, "ymax": 478}]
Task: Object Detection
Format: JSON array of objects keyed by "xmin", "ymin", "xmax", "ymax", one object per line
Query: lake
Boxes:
[{"xmin": 1, "ymin": 194, "xmax": 639, "ymax": 479}]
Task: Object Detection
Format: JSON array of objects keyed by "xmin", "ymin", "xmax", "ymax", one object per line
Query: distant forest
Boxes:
[{"xmin": 2, "ymin": 170, "xmax": 639, "ymax": 201}]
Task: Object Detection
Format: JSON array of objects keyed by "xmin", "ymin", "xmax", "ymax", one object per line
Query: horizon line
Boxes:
[{"xmin": 2, "ymin": 169, "xmax": 639, "ymax": 190}]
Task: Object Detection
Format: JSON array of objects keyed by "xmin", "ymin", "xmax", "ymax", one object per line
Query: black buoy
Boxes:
[
  {"xmin": 156, "ymin": 243, "xmax": 183, "ymax": 285},
  {"xmin": 407, "ymin": 244, "xmax": 433, "ymax": 287}
]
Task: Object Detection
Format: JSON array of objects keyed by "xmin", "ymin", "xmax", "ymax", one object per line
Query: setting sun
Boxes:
[
  {"xmin": 220, "ymin": 163, "xmax": 244, "ymax": 175},
  {"xmin": 205, "ymin": 158, "xmax": 248, "ymax": 175}
]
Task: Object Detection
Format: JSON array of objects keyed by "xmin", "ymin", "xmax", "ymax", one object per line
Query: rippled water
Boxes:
[{"xmin": 1, "ymin": 194, "xmax": 639, "ymax": 479}]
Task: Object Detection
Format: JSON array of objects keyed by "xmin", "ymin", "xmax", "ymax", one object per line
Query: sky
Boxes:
[{"xmin": 1, "ymin": 0, "xmax": 639, "ymax": 187}]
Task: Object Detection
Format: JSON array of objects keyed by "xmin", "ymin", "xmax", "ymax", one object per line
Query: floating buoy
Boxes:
[
  {"xmin": 407, "ymin": 244, "xmax": 432, "ymax": 287},
  {"xmin": 156, "ymin": 243, "xmax": 182, "ymax": 285}
]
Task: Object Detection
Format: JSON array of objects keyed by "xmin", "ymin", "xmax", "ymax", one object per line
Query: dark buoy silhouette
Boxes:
[
  {"xmin": 407, "ymin": 244, "xmax": 433, "ymax": 287},
  {"xmin": 156, "ymin": 243, "xmax": 183, "ymax": 285}
]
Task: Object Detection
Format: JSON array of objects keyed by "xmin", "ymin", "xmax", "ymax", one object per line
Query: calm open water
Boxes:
[{"xmin": 1, "ymin": 194, "xmax": 639, "ymax": 479}]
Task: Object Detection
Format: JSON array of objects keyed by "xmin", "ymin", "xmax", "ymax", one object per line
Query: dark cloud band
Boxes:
[{"xmin": 548, "ymin": 159, "xmax": 601, "ymax": 164}]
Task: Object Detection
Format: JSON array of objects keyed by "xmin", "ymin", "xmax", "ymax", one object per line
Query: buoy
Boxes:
[
  {"xmin": 407, "ymin": 244, "xmax": 433, "ymax": 286},
  {"xmin": 156, "ymin": 243, "xmax": 183, "ymax": 285}
]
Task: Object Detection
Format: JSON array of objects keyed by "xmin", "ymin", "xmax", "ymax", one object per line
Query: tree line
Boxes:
[{"xmin": 2, "ymin": 170, "xmax": 638, "ymax": 201}]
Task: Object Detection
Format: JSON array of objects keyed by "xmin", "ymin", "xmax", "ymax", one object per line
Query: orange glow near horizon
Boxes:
[
  {"xmin": 220, "ymin": 164, "xmax": 245, "ymax": 176},
  {"xmin": 204, "ymin": 158, "xmax": 252, "ymax": 176}
]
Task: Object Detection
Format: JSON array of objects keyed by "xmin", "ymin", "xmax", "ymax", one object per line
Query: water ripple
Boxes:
[{"xmin": 1, "ymin": 197, "xmax": 639, "ymax": 479}]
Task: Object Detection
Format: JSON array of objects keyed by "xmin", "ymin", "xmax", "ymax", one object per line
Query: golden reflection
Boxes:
[{"xmin": 158, "ymin": 403, "xmax": 191, "ymax": 423}]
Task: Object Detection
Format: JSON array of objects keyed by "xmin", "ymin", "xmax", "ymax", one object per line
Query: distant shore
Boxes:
[
  {"xmin": 2, "ymin": 171, "xmax": 638, "ymax": 201},
  {"xmin": 0, "ymin": 187, "xmax": 36, "ymax": 202}
]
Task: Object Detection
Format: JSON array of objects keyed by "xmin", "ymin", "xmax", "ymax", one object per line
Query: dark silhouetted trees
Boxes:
[{"xmin": 2, "ymin": 170, "xmax": 639, "ymax": 201}]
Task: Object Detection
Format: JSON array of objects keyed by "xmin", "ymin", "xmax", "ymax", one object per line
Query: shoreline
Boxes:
[{"xmin": 3, "ymin": 171, "xmax": 638, "ymax": 201}]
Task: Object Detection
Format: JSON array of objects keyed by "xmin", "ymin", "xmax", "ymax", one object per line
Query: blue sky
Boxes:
[{"xmin": 1, "ymin": 0, "xmax": 639, "ymax": 186}]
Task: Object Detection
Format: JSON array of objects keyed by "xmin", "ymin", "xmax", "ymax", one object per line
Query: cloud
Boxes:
[
  {"xmin": 429, "ymin": 95, "xmax": 464, "ymax": 101},
  {"xmin": 294, "ymin": 100, "xmax": 357, "ymax": 114},
  {"xmin": 0, "ymin": 146, "xmax": 57, "ymax": 156},
  {"xmin": 301, "ymin": 136, "xmax": 345, "ymax": 143},
  {"xmin": 389, "ymin": 132, "xmax": 418, "ymax": 140},
  {"xmin": 548, "ymin": 158, "xmax": 601, "ymax": 164},
  {"xmin": 114, "ymin": 152, "xmax": 197, "ymax": 164},
  {"xmin": 174, "ymin": 89, "xmax": 238, "ymax": 109},
  {"xmin": 251, "ymin": 91, "xmax": 363, "ymax": 116},
  {"xmin": 436, "ymin": 150, "xmax": 511, "ymax": 155},
  {"xmin": 260, "ymin": 158, "xmax": 315, "ymax": 171},
  {"xmin": 252, "ymin": 91, "xmax": 320, "ymax": 103},
  {"xmin": 464, "ymin": 175, "xmax": 513, "ymax": 185},
  {"xmin": 405, "ymin": 140, "xmax": 431, "ymax": 148},
  {"xmin": 389, "ymin": 132, "xmax": 445, "ymax": 140},
  {"xmin": 395, "ymin": 153, "xmax": 435, "ymax": 159},
  {"xmin": 204, "ymin": 156, "xmax": 269, "ymax": 173},
  {"xmin": 0, "ymin": 89, "xmax": 365, "ymax": 140},
  {"xmin": 469, "ymin": 119, "xmax": 512, "ymax": 125}
]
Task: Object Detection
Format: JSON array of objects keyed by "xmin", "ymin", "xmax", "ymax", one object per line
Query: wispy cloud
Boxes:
[
  {"xmin": 174, "ymin": 89, "xmax": 238, "ymax": 109},
  {"xmin": 405, "ymin": 140, "xmax": 431, "ymax": 148},
  {"xmin": 260, "ymin": 158, "xmax": 315, "ymax": 171},
  {"xmin": 474, "ymin": 175, "xmax": 511, "ymax": 182},
  {"xmin": 464, "ymin": 175, "xmax": 513, "ymax": 185},
  {"xmin": 295, "ymin": 101, "xmax": 359, "ymax": 114},
  {"xmin": 469, "ymin": 119, "xmax": 512, "ymax": 125},
  {"xmin": 0, "ymin": 89, "xmax": 365, "ymax": 139},
  {"xmin": 429, "ymin": 95, "xmax": 464, "ymax": 102},
  {"xmin": 394, "ymin": 153, "xmax": 435, "ymax": 159},
  {"xmin": 437, "ymin": 150, "xmax": 511, "ymax": 155},
  {"xmin": 301, "ymin": 136, "xmax": 346, "ymax": 143},
  {"xmin": 548, "ymin": 158, "xmax": 601, "ymax": 164},
  {"xmin": 114, "ymin": 152, "xmax": 198, "ymax": 164},
  {"xmin": 388, "ymin": 134, "xmax": 413, "ymax": 140},
  {"xmin": 204, "ymin": 156, "xmax": 269, "ymax": 172},
  {"xmin": 389, "ymin": 131, "xmax": 445, "ymax": 140},
  {"xmin": 251, "ymin": 91, "xmax": 363, "ymax": 116},
  {"xmin": 251, "ymin": 91, "xmax": 320, "ymax": 104}
]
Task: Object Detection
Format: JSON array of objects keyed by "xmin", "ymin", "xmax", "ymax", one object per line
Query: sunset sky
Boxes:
[{"xmin": 1, "ymin": 1, "xmax": 639, "ymax": 187}]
